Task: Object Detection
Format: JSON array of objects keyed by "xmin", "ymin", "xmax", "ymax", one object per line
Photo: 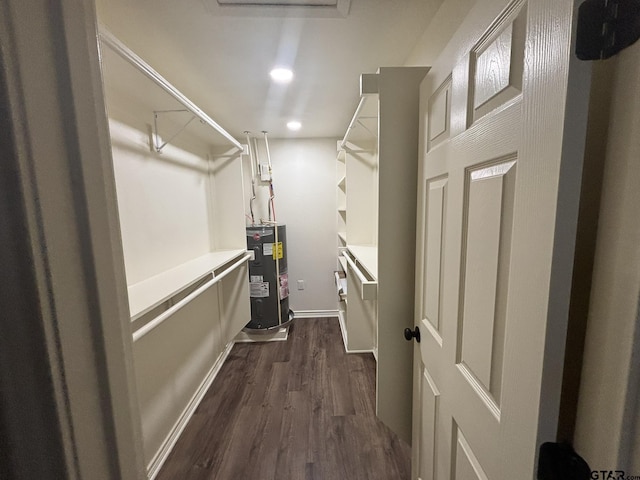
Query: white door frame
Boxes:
[{"xmin": 0, "ymin": 0, "xmax": 144, "ymax": 478}]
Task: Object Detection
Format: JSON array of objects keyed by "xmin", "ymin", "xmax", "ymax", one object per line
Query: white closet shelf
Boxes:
[
  {"xmin": 338, "ymin": 232, "xmax": 347, "ymax": 243},
  {"xmin": 338, "ymin": 176, "xmax": 346, "ymax": 190},
  {"xmin": 347, "ymin": 244, "xmax": 378, "ymax": 280},
  {"xmin": 338, "ymin": 255, "xmax": 348, "ymax": 272},
  {"xmin": 128, "ymin": 249, "xmax": 247, "ymax": 321}
]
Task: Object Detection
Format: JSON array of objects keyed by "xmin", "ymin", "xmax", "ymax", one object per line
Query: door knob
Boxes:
[{"xmin": 404, "ymin": 326, "xmax": 420, "ymax": 343}]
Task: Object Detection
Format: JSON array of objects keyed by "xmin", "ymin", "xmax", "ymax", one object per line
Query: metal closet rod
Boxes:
[{"xmin": 99, "ymin": 26, "xmax": 243, "ymax": 152}]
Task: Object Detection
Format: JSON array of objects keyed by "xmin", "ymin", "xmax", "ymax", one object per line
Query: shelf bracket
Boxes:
[{"xmin": 152, "ymin": 109, "xmax": 197, "ymax": 153}]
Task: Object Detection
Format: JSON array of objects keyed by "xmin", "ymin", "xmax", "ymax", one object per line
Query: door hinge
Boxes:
[
  {"xmin": 576, "ymin": 0, "xmax": 640, "ymax": 60},
  {"xmin": 537, "ymin": 442, "xmax": 591, "ymax": 480}
]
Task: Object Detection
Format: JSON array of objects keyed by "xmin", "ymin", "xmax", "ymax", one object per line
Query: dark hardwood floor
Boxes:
[{"xmin": 156, "ymin": 317, "xmax": 411, "ymax": 480}]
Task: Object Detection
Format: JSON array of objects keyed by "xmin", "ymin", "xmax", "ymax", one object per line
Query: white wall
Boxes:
[
  {"xmin": 243, "ymin": 137, "xmax": 338, "ymax": 313},
  {"xmin": 573, "ymin": 42, "xmax": 640, "ymax": 471},
  {"xmin": 404, "ymin": 0, "xmax": 475, "ymax": 66},
  {"xmin": 109, "ymin": 115, "xmax": 213, "ymax": 285}
]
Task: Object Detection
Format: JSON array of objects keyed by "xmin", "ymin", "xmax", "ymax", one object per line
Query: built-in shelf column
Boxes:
[{"xmin": 335, "ymin": 66, "xmax": 429, "ymax": 443}]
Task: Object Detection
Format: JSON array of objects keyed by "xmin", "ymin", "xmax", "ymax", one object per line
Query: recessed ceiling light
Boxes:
[
  {"xmin": 287, "ymin": 121, "xmax": 302, "ymax": 131},
  {"xmin": 270, "ymin": 68, "xmax": 293, "ymax": 83}
]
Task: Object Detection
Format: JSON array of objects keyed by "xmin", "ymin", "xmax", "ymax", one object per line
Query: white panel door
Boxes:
[{"xmin": 412, "ymin": 0, "xmax": 589, "ymax": 478}]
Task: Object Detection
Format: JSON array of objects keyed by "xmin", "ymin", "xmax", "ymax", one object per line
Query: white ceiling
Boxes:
[{"xmin": 96, "ymin": 0, "xmax": 444, "ymax": 141}]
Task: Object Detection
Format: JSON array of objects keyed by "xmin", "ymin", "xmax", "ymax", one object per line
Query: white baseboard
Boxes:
[
  {"xmin": 293, "ymin": 309, "xmax": 339, "ymax": 319},
  {"xmin": 336, "ymin": 310, "xmax": 375, "ymax": 355},
  {"xmin": 147, "ymin": 341, "xmax": 234, "ymax": 480},
  {"xmin": 345, "ymin": 347, "xmax": 376, "ymax": 354}
]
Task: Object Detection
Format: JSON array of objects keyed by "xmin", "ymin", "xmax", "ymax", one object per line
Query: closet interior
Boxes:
[
  {"xmin": 98, "ymin": 23, "xmax": 428, "ymax": 479},
  {"xmin": 6, "ymin": 1, "xmax": 628, "ymax": 478}
]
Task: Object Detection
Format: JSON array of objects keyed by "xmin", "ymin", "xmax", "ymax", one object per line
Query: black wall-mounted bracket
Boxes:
[{"xmin": 576, "ymin": 0, "xmax": 640, "ymax": 60}]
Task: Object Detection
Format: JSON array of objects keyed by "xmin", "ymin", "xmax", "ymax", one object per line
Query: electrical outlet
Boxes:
[{"xmin": 297, "ymin": 280, "xmax": 305, "ymax": 291}]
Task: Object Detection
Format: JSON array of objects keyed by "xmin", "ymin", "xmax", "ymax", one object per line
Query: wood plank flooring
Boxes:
[{"xmin": 156, "ymin": 317, "xmax": 411, "ymax": 480}]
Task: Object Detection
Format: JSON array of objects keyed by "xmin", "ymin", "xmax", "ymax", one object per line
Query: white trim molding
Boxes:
[{"xmin": 293, "ymin": 309, "xmax": 339, "ymax": 319}]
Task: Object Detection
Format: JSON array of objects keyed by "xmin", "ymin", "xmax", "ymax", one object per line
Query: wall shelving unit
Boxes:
[
  {"xmin": 336, "ymin": 148, "xmax": 348, "ymax": 247},
  {"xmin": 336, "ymin": 66, "xmax": 429, "ymax": 439},
  {"xmin": 99, "ymin": 28, "xmax": 250, "ymax": 478},
  {"xmin": 338, "ymin": 88, "xmax": 378, "ymax": 351},
  {"xmin": 336, "ymin": 142, "xmax": 348, "ymax": 339}
]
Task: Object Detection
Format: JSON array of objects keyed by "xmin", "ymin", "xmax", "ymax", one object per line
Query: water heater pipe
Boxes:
[
  {"xmin": 262, "ymin": 131, "xmax": 276, "ymax": 222},
  {"xmin": 244, "ymin": 131, "xmax": 256, "ymax": 225}
]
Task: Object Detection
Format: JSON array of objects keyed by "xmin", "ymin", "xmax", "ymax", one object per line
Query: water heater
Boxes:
[{"xmin": 245, "ymin": 225, "xmax": 293, "ymax": 331}]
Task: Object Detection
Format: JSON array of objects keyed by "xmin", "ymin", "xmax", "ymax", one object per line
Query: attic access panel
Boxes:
[
  {"xmin": 219, "ymin": 0, "xmax": 337, "ymax": 4},
  {"xmin": 213, "ymin": 0, "xmax": 351, "ymax": 17}
]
